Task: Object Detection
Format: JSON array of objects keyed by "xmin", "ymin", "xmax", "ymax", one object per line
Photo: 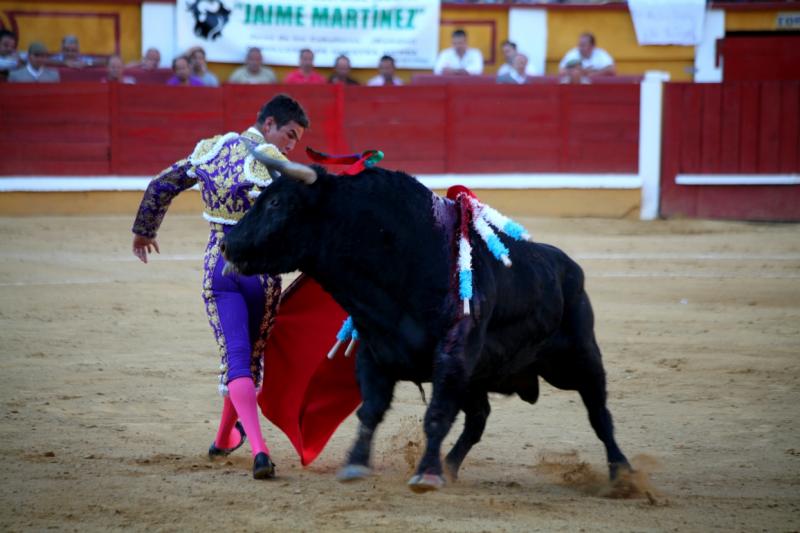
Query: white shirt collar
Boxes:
[
  {"xmin": 246, "ymin": 127, "xmax": 264, "ymax": 140},
  {"xmin": 510, "ymin": 70, "xmax": 526, "ymax": 84},
  {"xmin": 26, "ymin": 63, "xmax": 43, "ymax": 79}
]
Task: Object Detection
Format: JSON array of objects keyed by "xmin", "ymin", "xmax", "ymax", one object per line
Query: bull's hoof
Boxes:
[
  {"xmin": 408, "ymin": 473, "xmax": 445, "ymax": 493},
  {"xmin": 336, "ymin": 464, "xmax": 371, "ymax": 483},
  {"xmin": 610, "ymin": 461, "xmax": 633, "ymax": 481},
  {"xmin": 443, "ymin": 460, "xmax": 460, "ymax": 483}
]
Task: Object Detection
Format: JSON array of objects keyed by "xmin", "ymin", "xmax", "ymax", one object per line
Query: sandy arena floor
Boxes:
[{"xmin": 0, "ymin": 213, "xmax": 798, "ymax": 532}]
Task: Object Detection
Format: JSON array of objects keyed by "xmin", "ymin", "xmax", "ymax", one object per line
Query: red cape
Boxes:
[{"xmin": 258, "ymin": 275, "xmax": 362, "ymax": 466}]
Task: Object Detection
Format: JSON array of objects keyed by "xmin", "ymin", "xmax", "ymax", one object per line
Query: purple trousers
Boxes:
[{"xmin": 203, "ymin": 226, "xmax": 281, "ymax": 393}]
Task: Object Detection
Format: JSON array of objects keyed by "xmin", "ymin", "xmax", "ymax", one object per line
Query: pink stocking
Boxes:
[
  {"xmin": 213, "ymin": 395, "xmax": 241, "ymax": 449},
  {"xmin": 227, "ymin": 377, "xmax": 269, "ymax": 457}
]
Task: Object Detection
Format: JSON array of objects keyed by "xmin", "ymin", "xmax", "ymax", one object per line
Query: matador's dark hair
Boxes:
[{"xmin": 256, "ymin": 93, "xmax": 310, "ymax": 130}]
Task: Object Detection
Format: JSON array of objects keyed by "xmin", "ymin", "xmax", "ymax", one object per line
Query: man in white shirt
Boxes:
[
  {"xmin": 51, "ymin": 35, "xmax": 94, "ymax": 68},
  {"xmin": 558, "ymin": 32, "xmax": 615, "ymax": 84},
  {"xmin": 367, "ymin": 55, "xmax": 404, "ymax": 86},
  {"xmin": 228, "ymin": 47, "xmax": 277, "ymax": 85},
  {"xmin": 496, "ymin": 53, "xmax": 528, "ymax": 85},
  {"xmin": 433, "ymin": 29, "xmax": 484, "ymax": 76},
  {"xmin": 496, "ymin": 40, "xmax": 517, "ymax": 79},
  {"xmin": 8, "ymin": 42, "xmax": 60, "ymax": 83}
]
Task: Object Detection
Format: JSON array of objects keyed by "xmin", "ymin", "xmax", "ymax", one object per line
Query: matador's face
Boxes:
[{"xmin": 262, "ymin": 118, "xmax": 305, "ymax": 155}]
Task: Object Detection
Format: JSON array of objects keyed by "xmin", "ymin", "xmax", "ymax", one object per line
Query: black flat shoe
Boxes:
[
  {"xmin": 208, "ymin": 421, "xmax": 246, "ymax": 459},
  {"xmin": 253, "ymin": 452, "xmax": 276, "ymax": 479}
]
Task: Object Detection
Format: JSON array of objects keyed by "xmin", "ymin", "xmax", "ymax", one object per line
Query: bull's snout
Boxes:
[{"xmin": 219, "ymin": 237, "xmax": 243, "ymax": 276}]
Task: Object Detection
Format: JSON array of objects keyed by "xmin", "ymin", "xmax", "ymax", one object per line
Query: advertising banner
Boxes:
[
  {"xmin": 628, "ymin": 0, "xmax": 707, "ymax": 46},
  {"xmin": 177, "ymin": 0, "xmax": 441, "ymax": 68}
]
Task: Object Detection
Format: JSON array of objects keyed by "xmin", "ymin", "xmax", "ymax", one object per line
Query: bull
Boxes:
[{"xmin": 221, "ymin": 155, "xmax": 631, "ymax": 492}]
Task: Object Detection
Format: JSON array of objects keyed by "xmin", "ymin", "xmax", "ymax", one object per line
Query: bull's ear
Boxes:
[{"xmin": 247, "ymin": 146, "xmax": 317, "ymax": 185}]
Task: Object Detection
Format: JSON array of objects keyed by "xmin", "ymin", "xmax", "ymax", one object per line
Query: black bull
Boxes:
[{"xmin": 222, "ymin": 156, "xmax": 631, "ymax": 492}]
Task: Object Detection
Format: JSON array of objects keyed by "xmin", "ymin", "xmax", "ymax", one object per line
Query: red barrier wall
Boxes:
[
  {"xmin": 448, "ymin": 84, "xmax": 639, "ymax": 174},
  {"xmin": 343, "ymin": 84, "xmax": 639, "ymax": 175},
  {"xmin": 343, "ymin": 86, "xmax": 448, "ymax": 174},
  {"xmin": 719, "ymin": 36, "xmax": 800, "ymax": 82},
  {"xmin": 1, "ymin": 83, "xmax": 639, "ymax": 178},
  {"xmin": 113, "ymin": 85, "xmax": 225, "ymax": 175},
  {"xmin": 0, "ymin": 84, "xmax": 111, "ymax": 175},
  {"xmin": 660, "ymin": 81, "xmax": 800, "ymax": 221}
]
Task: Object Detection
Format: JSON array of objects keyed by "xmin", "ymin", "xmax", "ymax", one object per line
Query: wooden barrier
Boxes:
[
  {"xmin": 0, "ymin": 83, "xmax": 111, "ymax": 175},
  {"xmin": 343, "ymin": 86, "xmax": 448, "ymax": 174},
  {"xmin": 446, "ymin": 84, "xmax": 639, "ymax": 174},
  {"xmin": 344, "ymin": 84, "xmax": 640, "ymax": 176},
  {"xmin": 0, "ymin": 82, "xmax": 640, "ymax": 177},
  {"xmin": 112, "ymin": 84, "xmax": 226, "ymax": 175},
  {"xmin": 410, "ymin": 74, "xmax": 644, "ymax": 85},
  {"xmin": 660, "ymin": 81, "xmax": 800, "ymax": 221},
  {"xmin": 221, "ymin": 84, "xmax": 347, "ymax": 156}
]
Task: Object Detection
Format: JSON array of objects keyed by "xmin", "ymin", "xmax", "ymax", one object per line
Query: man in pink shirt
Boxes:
[{"xmin": 284, "ymin": 48, "xmax": 325, "ymax": 84}]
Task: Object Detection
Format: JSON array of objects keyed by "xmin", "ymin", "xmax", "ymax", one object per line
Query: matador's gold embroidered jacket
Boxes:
[{"xmin": 132, "ymin": 127, "xmax": 288, "ymax": 237}]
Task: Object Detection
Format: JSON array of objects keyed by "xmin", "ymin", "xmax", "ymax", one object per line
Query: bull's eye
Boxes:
[{"xmin": 268, "ymin": 198, "xmax": 280, "ymax": 208}]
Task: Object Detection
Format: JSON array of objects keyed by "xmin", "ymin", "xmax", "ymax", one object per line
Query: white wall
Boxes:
[
  {"xmin": 694, "ymin": 9, "xmax": 725, "ymax": 82},
  {"xmin": 639, "ymin": 70, "xmax": 670, "ymax": 220},
  {"xmin": 508, "ymin": 8, "xmax": 547, "ymax": 76},
  {"xmin": 141, "ymin": 2, "xmax": 177, "ymax": 66}
]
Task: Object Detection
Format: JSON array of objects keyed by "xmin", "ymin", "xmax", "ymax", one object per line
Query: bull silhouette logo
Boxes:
[{"xmin": 187, "ymin": 0, "xmax": 231, "ymax": 41}]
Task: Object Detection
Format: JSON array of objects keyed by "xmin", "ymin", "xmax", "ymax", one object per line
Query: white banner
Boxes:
[
  {"xmin": 628, "ymin": 0, "xmax": 707, "ymax": 46},
  {"xmin": 176, "ymin": 0, "xmax": 440, "ymax": 68}
]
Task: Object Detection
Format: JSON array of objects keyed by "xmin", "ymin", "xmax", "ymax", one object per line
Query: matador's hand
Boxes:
[{"xmin": 132, "ymin": 234, "xmax": 160, "ymax": 264}]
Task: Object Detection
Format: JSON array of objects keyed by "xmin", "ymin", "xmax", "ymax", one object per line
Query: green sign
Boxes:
[{"xmin": 240, "ymin": 4, "xmax": 424, "ymax": 30}]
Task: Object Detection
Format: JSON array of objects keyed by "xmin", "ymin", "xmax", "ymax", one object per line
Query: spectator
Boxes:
[
  {"xmin": 167, "ymin": 56, "xmax": 203, "ymax": 86},
  {"xmin": 51, "ymin": 35, "xmax": 94, "ymax": 68},
  {"xmin": 228, "ymin": 47, "xmax": 276, "ymax": 84},
  {"xmin": 367, "ymin": 55, "xmax": 404, "ymax": 86},
  {"xmin": 558, "ymin": 32, "xmax": 615, "ymax": 83},
  {"xmin": 188, "ymin": 47, "xmax": 219, "ymax": 87},
  {"xmin": 102, "ymin": 55, "xmax": 135, "ymax": 84},
  {"xmin": 284, "ymin": 48, "xmax": 326, "ymax": 84},
  {"xmin": 127, "ymin": 47, "xmax": 161, "ymax": 70},
  {"xmin": 328, "ymin": 54, "xmax": 359, "ymax": 85},
  {"xmin": 9, "ymin": 42, "xmax": 59, "ymax": 83},
  {"xmin": 497, "ymin": 53, "xmax": 528, "ymax": 84},
  {"xmin": 496, "ymin": 40, "xmax": 517, "ymax": 78},
  {"xmin": 0, "ymin": 29, "xmax": 20, "ymax": 80},
  {"xmin": 433, "ymin": 29, "xmax": 484, "ymax": 75}
]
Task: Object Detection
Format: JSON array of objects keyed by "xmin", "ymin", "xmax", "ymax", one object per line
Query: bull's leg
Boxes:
[
  {"xmin": 443, "ymin": 391, "xmax": 490, "ymax": 482},
  {"xmin": 337, "ymin": 351, "xmax": 396, "ymax": 482},
  {"xmin": 408, "ymin": 318, "xmax": 473, "ymax": 493},
  {"xmin": 575, "ymin": 360, "xmax": 631, "ymax": 480},
  {"xmin": 540, "ymin": 341, "xmax": 631, "ymax": 481}
]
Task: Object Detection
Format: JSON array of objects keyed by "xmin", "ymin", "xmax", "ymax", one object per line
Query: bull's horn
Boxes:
[{"xmin": 247, "ymin": 146, "xmax": 317, "ymax": 185}]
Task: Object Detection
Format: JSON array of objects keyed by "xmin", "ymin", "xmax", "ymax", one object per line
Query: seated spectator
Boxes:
[
  {"xmin": 496, "ymin": 53, "xmax": 528, "ymax": 84},
  {"xmin": 102, "ymin": 55, "xmax": 135, "ymax": 84},
  {"xmin": 166, "ymin": 56, "xmax": 203, "ymax": 86},
  {"xmin": 284, "ymin": 48, "xmax": 326, "ymax": 84},
  {"xmin": 188, "ymin": 47, "xmax": 219, "ymax": 87},
  {"xmin": 367, "ymin": 55, "xmax": 404, "ymax": 86},
  {"xmin": 127, "ymin": 47, "xmax": 161, "ymax": 70},
  {"xmin": 51, "ymin": 35, "xmax": 95, "ymax": 68},
  {"xmin": 228, "ymin": 47, "xmax": 276, "ymax": 84},
  {"xmin": 433, "ymin": 29, "xmax": 484, "ymax": 76},
  {"xmin": 496, "ymin": 40, "xmax": 517, "ymax": 78},
  {"xmin": 558, "ymin": 32, "xmax": 615, "ymax": 84},
  {"xmin": 9, "ymin": 42, "xmax": 59, "ymax": 83},
  {"xmin": 328, "ymin": 54, "xmax": 359, "ymax": 85},
  {"xmin": 0, "ymin": 29, "xmax": 21, "ymax": 80}
]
